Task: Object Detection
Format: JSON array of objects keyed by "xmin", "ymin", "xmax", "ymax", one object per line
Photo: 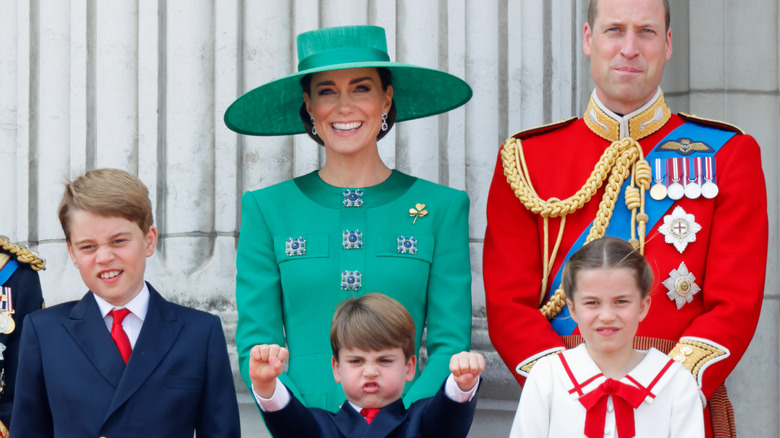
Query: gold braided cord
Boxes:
[
  {"xmin": 501, "ymin": 136, "xmax": 649, "ymax": 319},
  {"xmin": 505, "ymin": 138, "xmax": 608, "ymax": 305},
  {"xmin": 0, "ymin": 236, "xmax": 46, "ymax": 271}
]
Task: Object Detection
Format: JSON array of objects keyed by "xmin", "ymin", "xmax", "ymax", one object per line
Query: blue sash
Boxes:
[
  {"xmin": 0, "ymin": 258, "xmax": 20, "ymax": 285},
  {"xmin": 549, "ymin": 122, "xmax": 736, "ymax": 335}
]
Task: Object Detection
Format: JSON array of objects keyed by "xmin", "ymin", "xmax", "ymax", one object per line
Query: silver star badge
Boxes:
[
  {"xmin": 658, "ymin": 206, "xmax": 702, "ymax": 253},
  {"xmin": 0, "ymin": 343, "xmax": 6, "ymax": 361},
  {"xmin": 663, "ymin": 262, "xmax": 701, "ymax": 309}
]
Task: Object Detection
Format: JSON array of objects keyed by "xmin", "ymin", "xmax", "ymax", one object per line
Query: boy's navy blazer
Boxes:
[
  {"xmin": 262, "ymin": 380, "xmax": 479, "ymax": 438},
  {"xmin": 10, "ymin": 282, "xmax": 240, "ymax": 437}
]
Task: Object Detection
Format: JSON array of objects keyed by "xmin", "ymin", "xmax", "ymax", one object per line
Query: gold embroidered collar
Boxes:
[{"xmin": 583, "ymin": 88, "xmax": 671, "ymax": 141}]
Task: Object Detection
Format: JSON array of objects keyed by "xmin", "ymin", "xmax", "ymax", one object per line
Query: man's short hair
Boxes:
[
  {"xmin": 58, "ymin": 168, "xmax": 154, "ymax": 242},
  {"xmin": 330, "ymin": 293, "xmax": 416, "ymax": 361},
  {"xmin": 588, "ymin": 0, "xmax": 671, "ymax": 31}
]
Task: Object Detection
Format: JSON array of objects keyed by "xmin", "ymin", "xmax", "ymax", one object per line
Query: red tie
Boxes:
[
  {"xmin": 578, "ymin": 378, "xmax": 648, "ymax": 438},
  {"xmin": 109, "ymin": 308, "xmax": 132, "ymax": 364},
  {"xmin": 360, "ymin": 408, "xmax": 381, "ymax": 424}
]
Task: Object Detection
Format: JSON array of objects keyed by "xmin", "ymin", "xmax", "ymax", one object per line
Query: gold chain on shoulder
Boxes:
[
  {"xmin": 501, "ymin": 137, "xmax": 650, "ymax": 319},
  {"xmin": 0, "ymin": 236, "xmax": 46, "ymax": 271}
]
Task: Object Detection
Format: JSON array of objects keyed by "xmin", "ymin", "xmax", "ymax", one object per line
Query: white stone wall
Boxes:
[{"xmin": 1, "ymin": 0, "xmax": 777, "ymax": 436}]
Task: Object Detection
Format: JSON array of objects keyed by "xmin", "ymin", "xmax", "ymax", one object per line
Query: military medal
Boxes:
[
  {"xmin": 701, "ymin": 156, "xmax": 719, "ymax": 199},
  {"xmin": 683, "ymin": 157, "xmax": 701, "ymax": 199},
  {"xmin": 649, "ymin": 158, "xmax": 667, "ymax": 201},
  {"xmin": 663, "ymin": 262, "xmax": 701, "ymax": 309},
  {"xmin": 666, "ymin": 158, "xmax": 684, "ymax": 200},
  {"xmin": 0, "ymin": 287, "xmax": 14, "ymax": 335},
  {"xmin": 0, "ymin": 314, "xmax": 12, "ymax": 335},
  {"xmin": 658, "ymin": 206, "xmax": 701, "ymax": 253}
]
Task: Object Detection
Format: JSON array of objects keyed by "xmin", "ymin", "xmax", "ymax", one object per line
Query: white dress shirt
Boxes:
[{"xmin": 93, "ymin": 282, "xmax": 150, "ymax": 348}]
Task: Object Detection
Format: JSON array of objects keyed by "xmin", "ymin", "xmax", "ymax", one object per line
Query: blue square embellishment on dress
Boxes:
[
  {"xmin": 285, "ymin": 237, "xmax": 306, "ymax": 256},
  {"xmin": 343, "ymin": 230, "xmax": 363, "ymax": 249},
  {"xmin": 343, "ymin": 189, "xmax": 364, "ymax": 207},
  {"xmin": 397, "ymin": 236, "xmax": 417, "ymax": 255},
  {"xmin": 341, "ymin": 270, "xmax": 362, "ymax": 291}
]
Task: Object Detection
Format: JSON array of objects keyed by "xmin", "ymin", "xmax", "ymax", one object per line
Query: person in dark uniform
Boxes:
[{"xmin": 0, "ymin": 237, "xmax": 45, "ymax": 437}]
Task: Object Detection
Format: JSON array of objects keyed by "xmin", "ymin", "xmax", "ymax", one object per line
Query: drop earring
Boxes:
[
  {"xmin": 310, "ymin": 116, "xmax": 317, "ymax": 136},
  {"xmin": 381, "ymin": 112, "xmax": 388, "ymax": 132}
]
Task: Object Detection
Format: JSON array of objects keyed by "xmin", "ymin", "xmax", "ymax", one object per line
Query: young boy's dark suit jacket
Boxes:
[
  {"xmin": 9, "ymin": 282, "xmax": 240, "ymax": 437},
  {"xmin": 262, "ymin": 380, "xmax": 479, "ymax": 438}
]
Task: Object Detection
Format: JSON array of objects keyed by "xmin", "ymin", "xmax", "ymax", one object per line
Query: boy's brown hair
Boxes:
[
  {"xmin": 58, "ymin": 168, "xmax": 154, "ymax": 242},
  {"xmin": 330, "ymin": 293, "xmax": 415, "ymax": 361}
]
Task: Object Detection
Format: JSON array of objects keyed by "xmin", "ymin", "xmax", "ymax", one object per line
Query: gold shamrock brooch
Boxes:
[{"xmin": 409, "ymin": 203, "xmax": 428, "ymax": 224}]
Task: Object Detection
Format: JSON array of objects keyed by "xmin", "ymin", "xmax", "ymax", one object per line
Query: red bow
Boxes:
[
  {"xmin": 360, "ymin": 408, "xmax": 381, "ymax": 424},
  {"xmin": 578, "ymin": 378, "xmax": 648, "ymax": 438}
]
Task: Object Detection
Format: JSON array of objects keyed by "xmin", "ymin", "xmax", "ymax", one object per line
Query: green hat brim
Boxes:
[{"xmin": 224, "ymin": 62, "xmax": 472, "ymax": 136}]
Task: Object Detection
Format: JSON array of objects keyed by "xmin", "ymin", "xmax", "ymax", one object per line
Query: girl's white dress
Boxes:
[{"xmin": 509, "ymin": 344, "xmax": 704, "ymax": 438}]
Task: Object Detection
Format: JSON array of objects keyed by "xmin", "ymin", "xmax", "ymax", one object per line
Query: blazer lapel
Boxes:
[
  {"xmin": 103, "ymin": 284, "xmax": 182, "ymax": 419},
  {"xmin": 365, "ymin": 400, "xmax": 406, "ymax": 438},
  {"xmin": 62, "ymin": 292, "xmax": 125, "ymax": 387},
  {"xmin": 334, "ymin": 400, "xmax": 406, "ymax": 438},
  {"xmin": 333, "ymin": 405, "xmax": 369, "ymax": 437}
]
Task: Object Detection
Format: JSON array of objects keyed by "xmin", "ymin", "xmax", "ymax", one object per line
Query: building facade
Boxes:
[{"xmin": 1, "ymin": 1, "xmax": 777, "ymax": 435}]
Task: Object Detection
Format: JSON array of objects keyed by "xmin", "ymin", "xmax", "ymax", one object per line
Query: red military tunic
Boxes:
[{"xmin": 484, "ymin": 90, "xmax": 768, "ymax": 437}]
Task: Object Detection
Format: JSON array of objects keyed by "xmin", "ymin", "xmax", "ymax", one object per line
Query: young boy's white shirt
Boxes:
[
  {"xmin": 93, "ymin": 282, "xmax": 150, "ymax": 347},
  {"xmin": 509, "ymin": 344, "xmax": 704, "ymax": 438}
]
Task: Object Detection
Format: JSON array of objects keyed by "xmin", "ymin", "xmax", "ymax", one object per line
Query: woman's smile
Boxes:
[{"xmin": 304, "ymin": 67, "xmax": 393, "ymax": 159}]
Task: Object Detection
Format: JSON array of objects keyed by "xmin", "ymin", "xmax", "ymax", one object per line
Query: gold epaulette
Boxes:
[
  {"xmin": 669, "ymin": 338, "xmax": 729, "ymax": 385},
  {"xmin": 516, "ymin": 347, "xmax": 565, "ymax": 378},
  {"xmin": 0, "ymin": 236, "xmax": 46, "ymax": 272},
  {"xmin": 679, "ymin": 112, "xmax": 745, "ymax": 135},
  {"xmin": 518, "ymin": 361, "xmax": 536, "ymax": 376},
  {"xmin": 507, "ymin": 117, "xmax": 578, "ymax": 141}
]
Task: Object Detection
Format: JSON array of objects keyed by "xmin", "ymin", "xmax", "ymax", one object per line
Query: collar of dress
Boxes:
[
  {"xmin": 555, "ymin": 344, "xmax": 677, "ymax": 406},
  {"xmin": 295, "ymin": 169, "xmax": 416, "ymax": 209},
  {"xmin": 583, "ymin": 88, "xmax": 672, "ymax": 142}
]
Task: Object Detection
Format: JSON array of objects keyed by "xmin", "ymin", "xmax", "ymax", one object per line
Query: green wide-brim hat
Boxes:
[{"xmin": 224, "ymin": 25, "xmax": 473, "ymax": 136}]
